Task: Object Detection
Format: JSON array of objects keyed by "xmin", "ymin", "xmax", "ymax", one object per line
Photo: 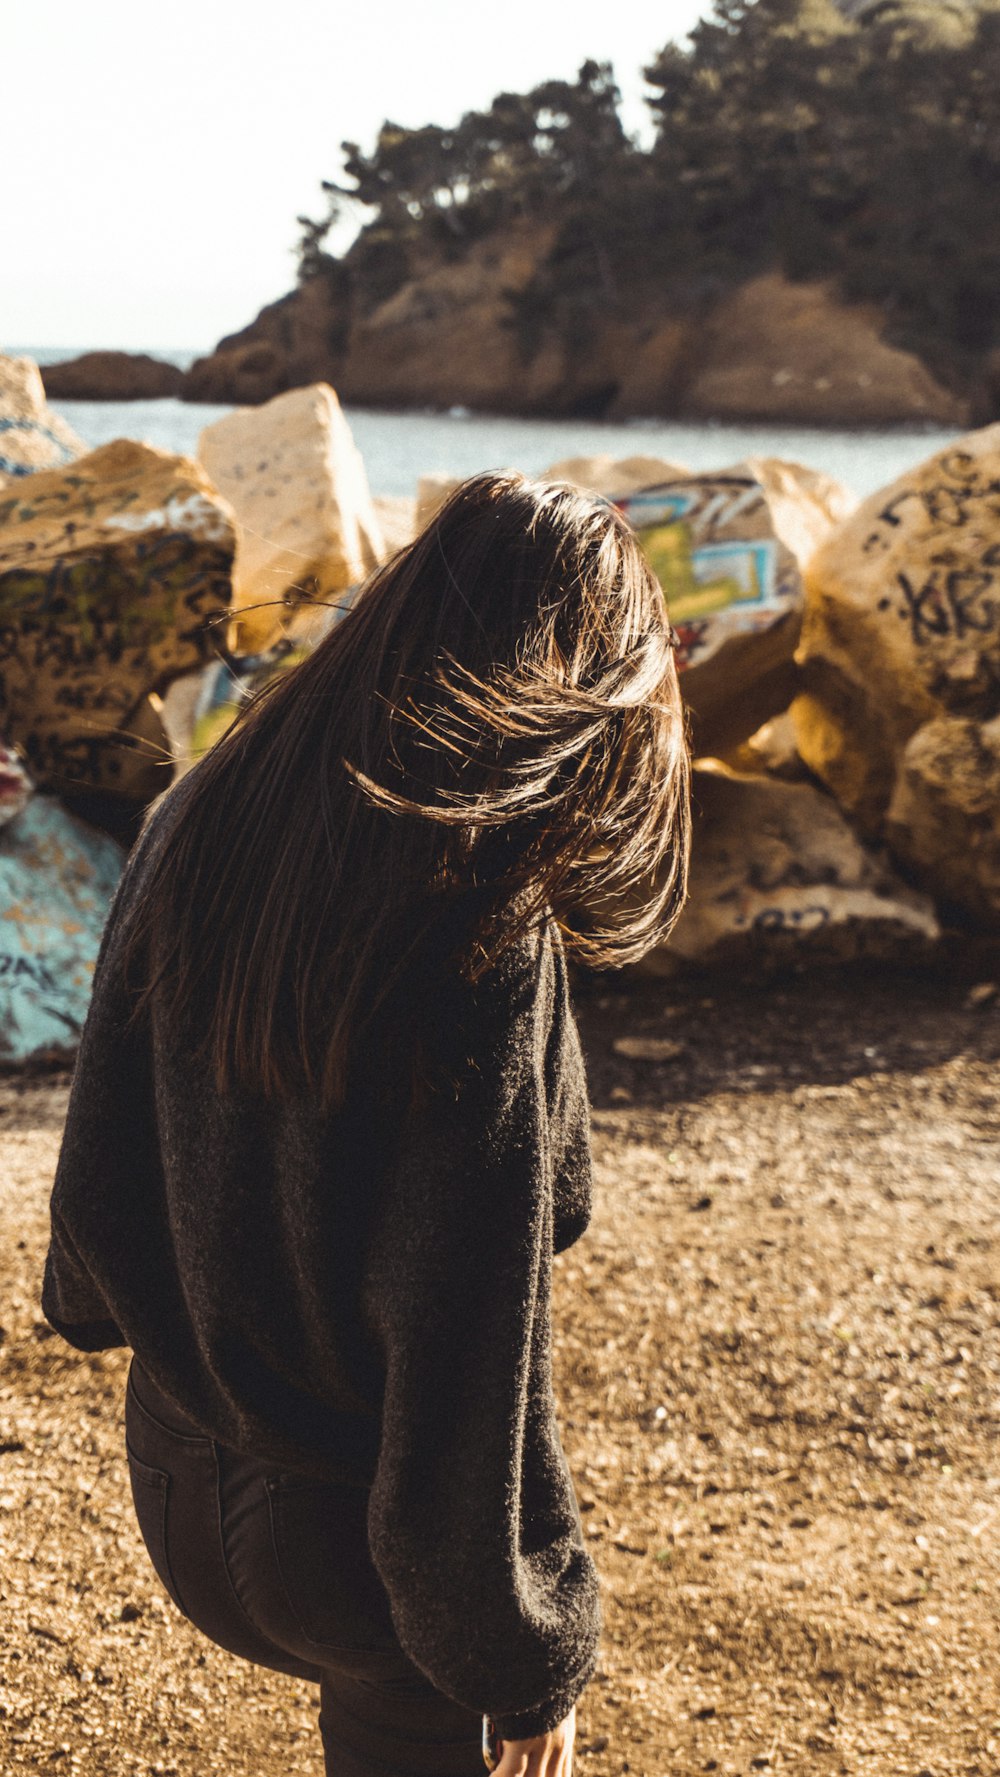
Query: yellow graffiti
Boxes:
[{"xmin": 638, "ymin": 522, "xmax": 758, "ymax": 622}]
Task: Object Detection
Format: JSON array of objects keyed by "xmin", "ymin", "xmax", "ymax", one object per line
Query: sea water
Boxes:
[{"xmin": 43, "ymin": 395, "xmax": 959, "ymax": 503}]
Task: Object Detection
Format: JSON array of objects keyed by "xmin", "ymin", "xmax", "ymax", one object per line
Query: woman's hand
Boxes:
[{"xmin": 494, "ymin": 1705, "xmax": 575, "ymax": 1774}]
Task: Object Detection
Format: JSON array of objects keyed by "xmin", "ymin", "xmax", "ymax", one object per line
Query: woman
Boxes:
[{"xmin": 41, "ymin": 471, "xmax": 690, "ymax": 1777}]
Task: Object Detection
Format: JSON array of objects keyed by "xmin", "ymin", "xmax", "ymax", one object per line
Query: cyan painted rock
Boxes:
[{"xmin": 0, "ymin": 796, "xmax": 124, "ymax": 1063}]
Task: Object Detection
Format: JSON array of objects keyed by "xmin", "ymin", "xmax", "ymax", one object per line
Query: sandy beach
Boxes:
[{"xmin": 3, "ymin": 962, "xmax": 998, "ymax": 1776}]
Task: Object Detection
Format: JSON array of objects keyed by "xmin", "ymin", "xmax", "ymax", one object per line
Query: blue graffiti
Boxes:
[{"xmin": 0, "ymin": 416, "xmax": 78, "ymax": 476}]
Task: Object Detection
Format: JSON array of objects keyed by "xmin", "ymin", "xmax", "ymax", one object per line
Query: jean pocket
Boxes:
[
  {"xmin": 266, "ymin": 1477, "xmax": 399, "ymax": 1656},
  {"xmin": 126, "ymin": 1445, "xmax": 187, "ymax": 1615},
  {"xmin": 125, "ymin": 1362, "xmax": 214, "ymax": 1620}
]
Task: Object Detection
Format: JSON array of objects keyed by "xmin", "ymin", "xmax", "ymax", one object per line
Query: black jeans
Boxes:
[{"xmin": 124, "ymin": 1356, "xmax": 486, "ymax": 1776}]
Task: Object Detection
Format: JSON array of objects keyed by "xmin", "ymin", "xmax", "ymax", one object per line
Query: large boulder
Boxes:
[
  {"xmin": 413, "ymin": 456, "xmax": 693, "ymax": 537},
  {"xmin": 793, "ymin": 424, "xmax": 1000, "ymax": 924},
  {"xmin": 0, "ymin": 441, "xmax": 235, "ymax": 802},
  {"xmin": 373, "ymin": 494, "xmax": 417, "ymax": 556},
  {"xmin": 681, "ymin": 274, "xmax": 970, "ymax": 427},
  {"xmin": 41, "ymin": 351, "xmax": 185, "ymax": 401},
  {"xmin": 617, "ymin": 458, "xmax": 854, "ymax": 758},
  {"xmin": 415, "ymin": 473, "xmax": 465, "ymax": 534},
  {"xmin": 641, "ymin": 763, "xmax": 939, "ymax": 974},
  {"xmin": 198, "ymin": 384, "xmax": 384, "ymax": 654},
  {"xmin": 540, "ymin": 454, "xmax": 689, "ymax": 496},
  {"xmin": 0, "ymin": 796, "xmax": 124, "ymax": 1063},
  {"xmin": 0, "ymin": 355, "xmax": 85, "ymax": 477},
  {"xmin": 886, "ymin": 716, "xmax": 1000, "ymax": 928}
]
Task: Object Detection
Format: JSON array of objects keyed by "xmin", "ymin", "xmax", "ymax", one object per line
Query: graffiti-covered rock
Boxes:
[
  {"xmin": 617, "ymin": 458, "xmax": 854, "ymax": 759},
  {"xmin": 0, "ymin": 355, "xmax": 85, "ymax": 478},
  {"xmin": 640, "ymin": 764, "xmax": 939, "ymax": 974},
  {"xmin": 415, "ymin": 456, "xmax": 693, "ymax": 537},
  {"xmin": 886, "ymin": 716, "xmax": 1000, "ymax": 929},
  {"xmin": 0, "ymin": 441, "xmax": 235, "ymax": 802},
  {"xmin": 0, "ymin": 796, "xmax": 123, "ymax": 1063},
  {"xmin": 793, "ymin": 425, "xmax": 1000, "ymax": 921},
  {"xmin": 157, "ymin": 657, "xmax": 262, "ymax": 782},
  {"xmin": 727, "ymin": 710, "xmax": 811, "ymax": 783},
  {"xmin": 198, "ymin": 384, "xmax": 384, "ymax": 653}
]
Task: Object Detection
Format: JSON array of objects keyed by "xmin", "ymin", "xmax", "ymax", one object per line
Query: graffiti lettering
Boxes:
[
  {"xmin": 672, "ymin": 618, "xmax": 711, "ymax": 671},
  {"xmin": 873, "ymin": 472, "xmax": 1000, "ymax": 539},
  {"xmin": 12, "ymin": 724, "xmax": 168, "ymax": 791},
  {"xmin": 752, "ymin": 905, "xmax": 832, "ymax": 933},
  {"xmin": 624, "ymin": 477, "xmax": 766, "ymax": 540},
  {"xmin": 52, "ymin": 681, "xmax": 135, "ymax": 715},
  {"xmin": 884, "ymin": 569, "xmax": 999, "ymax": 647},
  {"xmin": 0, "ymin": 953, "xmax": 61, "ymax": 991}
]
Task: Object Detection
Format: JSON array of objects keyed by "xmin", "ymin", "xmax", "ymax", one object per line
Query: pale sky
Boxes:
[{"xmin": 4, "ymin": 1, "xmax": 711, "ymax": 354}]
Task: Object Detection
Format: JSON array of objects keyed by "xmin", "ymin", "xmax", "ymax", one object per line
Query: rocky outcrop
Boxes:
[
  {"xmin": 0, "ymin": 356, "xmax": 85, "ymax": 476},
  {"xmin": 198, "ymin": 384, "xmax": 384, "ymax": 654},
  {"xmin": 0, "ymin": 796, "xmax": 124, "ymax": 1063},
  {"xmin": 793, "ymin": 424, "xmax": 1000, "ymax": 925},
  {"xmin": 181, "ymin": 245, "xmax": 979, "ymax": 426},
  {"xmin": 616, "ymin": 458, "xmax": 854, "ymax": 759},
  {"xmin": 680, "ymin": 274, "xmax": 970, "ymax": 427},
  {"xmin": 184, "ymin": 275, "xmax": 349, "ymax": 406},
  {"xmin": 0, "ymin": 441, "xmax": 235, "ymax": 802},
  {"xmin": 40, "ymin": 352, "xmax": 185, "ymax": 401},
  {"xmin": 641, "ymin": 763, "xmax": 939, "ymax": 974},
  {"xmin": 337, "ymin": 228, "xmax": 565, "ymax": 413}
]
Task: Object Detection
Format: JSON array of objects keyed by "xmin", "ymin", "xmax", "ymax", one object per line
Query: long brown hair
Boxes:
[{"xmin": 125, "ymin": 471, "xmax": 690, "ymax": 1103}]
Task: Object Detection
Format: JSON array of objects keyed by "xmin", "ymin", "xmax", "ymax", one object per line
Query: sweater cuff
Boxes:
[
  {"xmin": 42, "ymin": 1312, "xmax": 127, "ymax": 1353},
  {"xmin": 491, "ymin": 1651, "xmax": 598, "ymax": 1742}
]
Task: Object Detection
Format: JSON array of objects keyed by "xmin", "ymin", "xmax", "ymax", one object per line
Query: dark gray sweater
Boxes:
[{"xmin": 41, "ymin": 788, "xmax": 601, "ymax": 1739}]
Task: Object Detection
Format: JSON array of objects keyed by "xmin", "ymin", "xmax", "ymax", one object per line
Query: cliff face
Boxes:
[
  {"xmin": 180, "ymin": 229, "xmax": 973, "ymax": 427},
  {"xmin": 183, "ymin": 275, "xmax": 349, "ymax": 406},
  {"xmin": 43, "ymin": 227, "xmax": 977, "ymax": 427}
]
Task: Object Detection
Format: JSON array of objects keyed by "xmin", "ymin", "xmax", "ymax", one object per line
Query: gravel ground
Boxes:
[{"xmin": 1, "ymin": 961, "xmax": 998, "ymax": 1776}]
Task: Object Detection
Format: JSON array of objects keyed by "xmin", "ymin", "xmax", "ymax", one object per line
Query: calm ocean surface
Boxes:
[{"xmin": 47, "ymin": 394, "xmax": 956, "ymax": 503}]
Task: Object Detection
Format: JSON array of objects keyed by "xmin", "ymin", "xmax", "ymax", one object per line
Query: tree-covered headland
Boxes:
[{"xmin": 297, "ymin": 0, "xmax": 1000, "ymax": 396}]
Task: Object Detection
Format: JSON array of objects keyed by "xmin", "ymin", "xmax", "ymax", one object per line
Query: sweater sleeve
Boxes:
[{"xmin": 360, "ymin": 924, "xmax": 601, "ymax": 1740}]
